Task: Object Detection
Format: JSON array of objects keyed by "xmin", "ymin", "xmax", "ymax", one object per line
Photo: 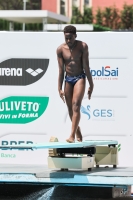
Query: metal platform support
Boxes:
[
  {"xmin": 47, "ymin": 137, "xmax": 118, "ymax": 170},
  {"xmin": 48, "ymin": 137, "xmax": 96, "ymax": 170},
  {"xmin": 95, "ymin": 145, "xmax": 118, "ymax": 168}
]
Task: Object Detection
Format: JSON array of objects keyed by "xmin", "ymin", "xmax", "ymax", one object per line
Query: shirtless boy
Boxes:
[{"xmin": 56, "ymin": 25, "xmax": 94, "ymax": 143}]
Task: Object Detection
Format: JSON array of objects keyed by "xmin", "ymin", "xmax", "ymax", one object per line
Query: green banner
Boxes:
[{"xmin": 0, "ymin": 96, "xmax": 49, "ymax": 124}]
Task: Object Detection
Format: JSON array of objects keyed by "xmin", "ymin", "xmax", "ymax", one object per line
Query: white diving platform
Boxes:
[
  {"xmin": 0, "ymin": 165, "xmax": 132, "ymax": 198},
  {"xmin": 0, "ymin": 140, "xmax": 132, "ymax": 198}
]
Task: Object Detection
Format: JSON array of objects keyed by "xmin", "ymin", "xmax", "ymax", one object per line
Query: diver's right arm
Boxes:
[{"xmin": 56, "ymin": 46, "xmax": 65, "ymax": 103}]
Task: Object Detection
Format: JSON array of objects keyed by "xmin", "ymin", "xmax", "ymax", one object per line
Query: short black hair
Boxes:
[{"xmin": 64, "ymin": 25, "xmax": 76, "ymax": 34}]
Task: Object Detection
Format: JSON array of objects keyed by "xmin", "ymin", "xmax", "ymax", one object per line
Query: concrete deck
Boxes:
[{"xmin": 0, "ymin": 165, "xmax": 132, "ymax": 187}]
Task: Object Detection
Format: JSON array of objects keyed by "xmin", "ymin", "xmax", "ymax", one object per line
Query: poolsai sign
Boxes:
[{"xmin": 0, "ymin": 96, "xmax": 49, "ymax": 123}]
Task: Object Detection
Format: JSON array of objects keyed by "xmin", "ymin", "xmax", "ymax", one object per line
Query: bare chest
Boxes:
[{"xmin": 62, "ymin": 48, "xmax": 82, "ymax": 62}]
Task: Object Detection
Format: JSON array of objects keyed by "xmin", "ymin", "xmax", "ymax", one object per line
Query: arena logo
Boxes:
[
  {"xmin": 0, "ymin": 68, "xmax": 43, "ymax": 77},
  {"xmin": 81, "ymin": 105, "xmax": 115, "ymax": 121},
  {"xmin": 26, "ymin": 68, "xmax": 43, "ymax": 77},
  {"xmin": 90, "ymin": 66, "xmax": 118, "ymax": 80},
  {"xmin": 0, "ymin": 58, "xmax": 49, "ymax": 85},
  {"xmin": 0, "ymin": 68, "xmax": 22, "ymax": 76}
]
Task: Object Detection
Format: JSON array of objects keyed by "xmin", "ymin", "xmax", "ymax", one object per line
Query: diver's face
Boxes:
[{"xmin": 64, "ymin": 33, "xmax": 76, "ymax": 47}]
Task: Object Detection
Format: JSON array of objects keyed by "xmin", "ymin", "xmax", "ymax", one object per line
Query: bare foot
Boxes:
[
  {"xmin": 66, "ymin": 136, "xmax": 75, "ymax": 143},
  {"xmin": 76, "ymin": 127, "xmax": 82, "ymax": 142}
]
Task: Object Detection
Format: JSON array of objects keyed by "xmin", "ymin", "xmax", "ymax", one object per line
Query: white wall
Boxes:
[{"xmin": 0, "ymin": 32, "xmax": 132, "ymax": 167}]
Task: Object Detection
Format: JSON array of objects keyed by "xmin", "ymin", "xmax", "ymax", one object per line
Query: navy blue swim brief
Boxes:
[{"xmin": 65, "ymin": 72, "xmax": 86, "ymax": 86}]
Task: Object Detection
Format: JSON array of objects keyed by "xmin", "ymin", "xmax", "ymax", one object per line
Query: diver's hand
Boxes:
[
  {"xmin": 59, "ymin": 90, "xmax": 65, "ymax": 103},
  {"xmin": 88, "ymin": 85, "xmax": 93, "ymax": 100}
]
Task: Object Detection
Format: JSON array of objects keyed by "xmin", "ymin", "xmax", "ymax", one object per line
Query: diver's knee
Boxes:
[{"xmin": 72, "ymin": 101, "xmax": 81, "ymax": 113}]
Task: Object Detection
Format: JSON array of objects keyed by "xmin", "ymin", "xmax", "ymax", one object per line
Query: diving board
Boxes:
[
  {"xmin": 0, "ymin": 139, "xmax": 118, "ymax": 170},
  {"xmin": 0, "ymin": 140, "xmax": 118, "ymax": 150}
]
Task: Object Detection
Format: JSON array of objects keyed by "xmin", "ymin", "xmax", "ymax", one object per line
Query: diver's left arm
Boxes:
[{"xmin": 82, "ymin": 43, "xmax": 94, "ymax": 99}]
